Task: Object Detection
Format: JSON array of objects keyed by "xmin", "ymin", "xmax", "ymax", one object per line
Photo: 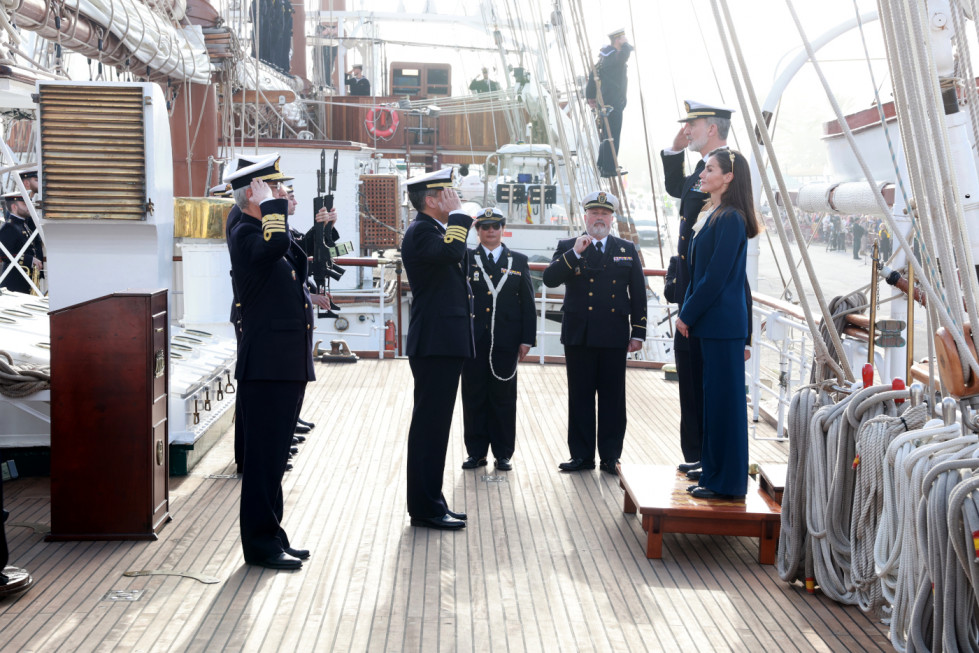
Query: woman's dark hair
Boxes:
[{"xmin": 707, "ymin": 147, "xmax": 760, "ymax": 238}]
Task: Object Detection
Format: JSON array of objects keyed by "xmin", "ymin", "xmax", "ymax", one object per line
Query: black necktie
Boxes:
[{"xmin": 595, "ymin": 241, "xmax": 603, "ymax": 254}]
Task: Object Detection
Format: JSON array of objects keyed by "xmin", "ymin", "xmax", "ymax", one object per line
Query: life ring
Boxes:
[{"xmin": 365, "ymin": 106, "xmax": 400, "ymax": 140}]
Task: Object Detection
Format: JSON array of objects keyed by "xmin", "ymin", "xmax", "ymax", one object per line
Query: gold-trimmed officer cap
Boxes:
[
  {"xmin": 608, "ymin": 28, "xmax": 626, "ymax": 39},
  {"xmin": 208, "ymin": 183, "xmax": 232, "ymax": 198},
  {"xmin": 18, "ymin": 166, "xmax": 37, "ymax": 179},
  {"xmin": 225, "ymin": 153, "xmax": 293, "ymax": 190},
  {"xmin": 475, "ymin": 207, "xmax": 505, "ymax": 226},
  {"xmin": 582, "ymin": 190, "xmax": 619, "ymax": 212},
  {"xmin": 678, "ymin": 100, "xmax": 734, "ymax": 123},
  {"xmin": 406, "ymin": 167, "xmax": 455, "ymax": 192},
  {"xmin": 2, "ymin": 191, "xmax": 25, "ymax": 203}
]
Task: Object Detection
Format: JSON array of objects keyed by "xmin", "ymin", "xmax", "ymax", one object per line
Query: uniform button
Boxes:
[
  {"xmin": 588, "ymin": 306, "xmax": 593, "ymax": 311},
  {"xmin": 611, "ymin": 308, "xmax": 615, "ymax": 312},
  {"xmin": 590, "ymin": 279, "xmax": 595, "ymax": 283},
  {"xmin": 486, "ymin": 308, "xmax": 491, "ymax": 312},
  {"xmin": 681, "ymin": 236, "xmax": 686, "ymax": 240},
  {"xmin": 612, "ymin": 280, "xmax": 616, "ymax": 284},
  {"xmin": 471, "ymin": 313, "xmax": 475, "ymax": 318},
  {"xmin": 304, "ymin": 303, "xmax": 309, "ymax": 309},
  {"xmin": 611, "ymin": 295, "xmax": 616, "ymax": 299},
  {"xmin": 307, "ymin": 325, "xmax": 310, "ymax": 330},
  {"xmin": 487, "ymin": 290, "xmax": 492, "ymax": 295},
  {"xmin": 681, "ymin": 255, "xmax": 686, "ymax": 259},
  {"xmin": 588, "ymin": 292, "xmax": 593, "ymax": 296}
]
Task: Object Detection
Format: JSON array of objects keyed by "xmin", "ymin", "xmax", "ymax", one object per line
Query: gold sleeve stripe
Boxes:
[
  {"xmin": 262, "ymin": 214, "xmax": 287, "ymax": 241},
  {"xmin": 443, "ymin": 225, "xmax": 468, "ymax": 243},
  {"xmin": 563, "ymin": 252, "xmax": 573, "ymax": 269}
]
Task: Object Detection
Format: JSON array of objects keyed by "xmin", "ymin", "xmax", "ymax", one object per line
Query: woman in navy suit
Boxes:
[{"xmin": 675, "ymin": 149, "xmax": 760, "ymax": 499}]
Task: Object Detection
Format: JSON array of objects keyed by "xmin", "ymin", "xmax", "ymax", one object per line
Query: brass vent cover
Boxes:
[{"xmin": 38, "ymin": 85, "xmax": 147, "ymax": 220}]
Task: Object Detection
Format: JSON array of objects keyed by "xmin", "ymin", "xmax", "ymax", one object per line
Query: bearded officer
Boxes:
[
  {"xmin": 402, "ymin": 167, "xmax": 474, "ymax": 530},
  {"xmin": 227, "ymin": 153, "xmax": 313, "ymax": 569},
  {"xmin": 542, "ymin": 190, "xmax": 646, "ymax": 475},
  {"xmin": 460, "ymin": 207, "xmax": 536, "ymax": 472}
]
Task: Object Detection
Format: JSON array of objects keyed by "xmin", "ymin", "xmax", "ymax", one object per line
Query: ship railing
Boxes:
[
  {"xmin": 526, "ymin": 263, "xmax": 674, "ymax": 364},
  {"xmin": 748, "ymin": 294, "xmax": 814, "ymax": 441},
  {"xmin": 323, "ymin": 256, "xmax": 400, "ymax": 358}
]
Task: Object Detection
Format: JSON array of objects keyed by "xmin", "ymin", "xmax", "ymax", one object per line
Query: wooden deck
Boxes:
[{"xmin": 0, "ymin": 360, "xmax": 889, "ymax": 651}]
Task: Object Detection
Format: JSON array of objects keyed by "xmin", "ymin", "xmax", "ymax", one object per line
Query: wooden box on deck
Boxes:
[{"xmin": 47, "ymin": 290, "xmax": 170, "ymax": 541}]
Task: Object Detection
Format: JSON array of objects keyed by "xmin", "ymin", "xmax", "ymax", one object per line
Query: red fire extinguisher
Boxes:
[{"xmin": 384, "ymin": 320, "xmax": 397, "ymax": 351}]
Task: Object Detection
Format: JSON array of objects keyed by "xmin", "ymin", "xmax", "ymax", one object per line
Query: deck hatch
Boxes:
[{"xmin": 38, "ymin": 85, "xmax": 147, "ymax": 220}]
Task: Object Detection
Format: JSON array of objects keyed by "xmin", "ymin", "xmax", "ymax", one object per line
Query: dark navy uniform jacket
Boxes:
[
  {"xmin": 468, "ymin": 245, "xmax": 536, "ymax": 364},
  {"xmin": 0, "ymin": 213, "xmax": 42, "ymax": 293},
  {"xmin": 402, "ymin": 211, "xmax": 475, "ymax": 359},
  {"xmin": 542, "ymin": 235, "xmax": 646, "ymax": 348},
  {"xmin": 678, "ymin": 208, "xmax": 749, "ymax": 341},
  {"xmin": 585, "ymin": 43, "xmax": 634, "ymax": 109},
  {"xmin": 662, "ymin": 151, "xmax": 709, "ymax": 311},
  {"xmin": 228, "ymin": 198, "xmax": 315, "ymax": 382}
]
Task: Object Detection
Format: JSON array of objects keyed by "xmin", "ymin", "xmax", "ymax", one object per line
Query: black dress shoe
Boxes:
[
  {"xmin": 677, "ymin": 461, "xmax": 701, "ymax": 473},
  {"xmin": 599, "ymin": 460, "xmax": 619, "ymax": 475},
  {"xmin": 285, "ymin": 547, "xmax": 310, "ymax": 560},
  {"xmin": 495, "ymin": 458, "xmax": 512, "ymax": 471},
  {"xmin": 248, "ymin": 552, "xmax": 302, "ymax": 569},
  {"xmin": 293, "ymin": 434, "xmax": 306, "ymax": 443},
  {"xmin": 295, "ymin": 424, "xmax": 311, "ymax": 434},
  {"xmin": 558, "ymin": 458, "xmax": 595, "ymax": 472},
  {"xmin": 446, "ymin": 509, "xmax": 467, "ymax": 521},
  {"xmin": 686, "ymin": 470, "xmax": 702, "ymax": 481},
  {"xmin": 686, "ymin": 484, "xmax": 699, "ymax": 493},
  {"xmin": 297, "ymin": 418, "xmax": 315, "ymax": 430},
  {"xmin": 689, "ymin": 487, "xmax": 741, "ymax": 500},
  {"xmin": 285, "ymin": 463, "xmax": 293, "ymax": 472},
  {"xmin": 461, "ymin": 456, "xmax": 487, "ymax": 470},
  {"xmin": 410, "ymin": 515, "xmax": 466, "ymax": 530},
  {"xmin": 289, "ymin": 446, "xmax": 299, "ymax": 455}
]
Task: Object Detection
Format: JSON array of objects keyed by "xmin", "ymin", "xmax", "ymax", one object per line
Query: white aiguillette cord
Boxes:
[{"xmin": 474, "ymin": 252, "xmax": 517, "ymax": 382}]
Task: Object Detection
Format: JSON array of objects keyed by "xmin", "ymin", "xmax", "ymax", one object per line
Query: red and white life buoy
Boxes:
[{"xmin": 365, "ymin": 106, "xmax": 400, "ymax": 140}]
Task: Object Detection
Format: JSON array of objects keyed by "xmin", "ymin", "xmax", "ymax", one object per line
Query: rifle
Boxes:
[{"xmin": 312, "ymin": 149, "xmax": 344, "ymax": 318}]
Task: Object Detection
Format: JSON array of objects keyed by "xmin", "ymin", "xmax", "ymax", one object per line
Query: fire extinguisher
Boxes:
[{"xmin": 384, "ymin": 320, "xmax": 396, "ymax": 351}]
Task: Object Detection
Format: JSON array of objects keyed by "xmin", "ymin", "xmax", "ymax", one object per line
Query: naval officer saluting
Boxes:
[
  {"xmin": 402, "ymin": 168, "xmax": 475, "ymax": 530},
  {"xmin": 460, "ymin": 207, "xmax": 536, "ymax": 472},
  {"xmin": 542, "ymin": 190, "xmax": 646, "ymax": 474},
  {"xmin": 661, "ymin": 100, "xmax": 732, "ymax": 475},
  {"xmin": 227, "ymin": 153, "xmax": 313, "ymax": 569}
]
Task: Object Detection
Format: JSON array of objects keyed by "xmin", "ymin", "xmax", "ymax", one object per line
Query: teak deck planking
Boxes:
[{"xmin": 0, "ymin": 359, "xmax": 890, "ymax": 651}]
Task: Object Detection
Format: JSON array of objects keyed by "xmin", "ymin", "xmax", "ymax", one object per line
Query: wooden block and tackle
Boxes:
[{"xmin": 618, "ymin": 464, "xmax": 781, "ymax": 564}]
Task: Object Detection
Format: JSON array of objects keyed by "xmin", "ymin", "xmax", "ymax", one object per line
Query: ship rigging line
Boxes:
[
  {"xmin": 627, "ymin": 0, "xmax": 666, "ymax": 269},
  {"xmin": 711, "ymin": 0, "xmax": 850, "ymax": 382},
  {"xmin": 795, "ymin": 0, "xmax": 979, "ymax": 383}
]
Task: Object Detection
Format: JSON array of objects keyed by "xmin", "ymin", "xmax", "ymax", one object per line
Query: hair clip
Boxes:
[{"xmin": 728, "ymin": 151, "xmax": 736, "ymax": 165}]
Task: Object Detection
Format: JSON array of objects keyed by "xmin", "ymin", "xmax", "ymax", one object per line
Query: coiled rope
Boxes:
[{"xmin": 0, "ymin": 350, "xmax": 50, "ymax": 397}]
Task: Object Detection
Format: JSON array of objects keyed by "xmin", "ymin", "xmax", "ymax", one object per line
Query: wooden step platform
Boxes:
[
  {"xmin": 758, "ymin": 463, "xmax": 788, "ymax": 505},
  {"xmin": 618, "ymin": 464, "xmax": 782, "ymax": 564}
]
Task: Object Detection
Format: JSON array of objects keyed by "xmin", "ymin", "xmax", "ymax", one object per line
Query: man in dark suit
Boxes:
[
  {"xmin": 0, "ymin": 192, "xmax": 43, "ymax": 294},
  {"xmin": 345, "ymin": 65, "xmax": 371, "ymax": 96},
  {"xmin": 227, "ymin": 153, "xmax": 314, "ymax": 570},
  {"xmin": 401, "ymin": 168, "xmax": 475, "ymax": 530},
  {"xmin": 542, "ymin": 191, "xmax": 646, "ymax": 475},
  {"xmin": 586, "ymin": 29, "xmax": 634, "ymax": 177},
  {"xmin": 661, "ymin": 100, "xmax": 732, "ymax": 475},
  {"xmin": 461, "ymin": 208, "xmax": 536, "ymax": 472}
]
